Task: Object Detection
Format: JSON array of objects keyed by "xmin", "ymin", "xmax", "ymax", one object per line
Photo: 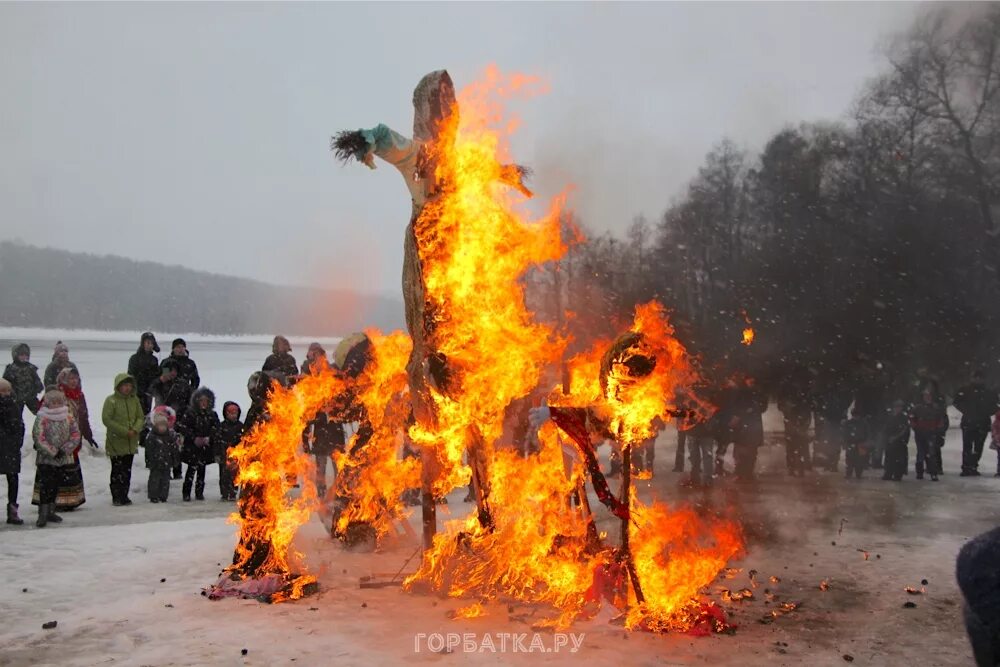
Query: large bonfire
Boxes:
[{"xmin": 216, "ymin": 67, "xmax": 744, "ymax": 629}]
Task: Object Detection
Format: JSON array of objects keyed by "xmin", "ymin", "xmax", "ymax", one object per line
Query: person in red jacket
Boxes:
[{"xmin": 910, "ymin": 389, "xmax": 948, "ymax": 481}]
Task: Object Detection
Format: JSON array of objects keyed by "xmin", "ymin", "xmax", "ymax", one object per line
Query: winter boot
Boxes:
[
  {"xmin": 47, "ymin": 505, "xmax": 63, "ymax": 523},
  {"xmin": 6, "ymin": 503, "xmax": 23, "ymax": 525},
  {"xmin": 36, "ymin": 503, "xmax": 48, "ymax": 528}
]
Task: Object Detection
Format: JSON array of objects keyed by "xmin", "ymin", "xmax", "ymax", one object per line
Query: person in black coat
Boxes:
[
  {"xmin": 263, "ymin": 335, "xmax": 298, "ymax": 378},
  {"xmin": 3, "ymin": 343, "xmax": 43, "ymax": 418},
  {"xmin": 812, "ymin": 373, "xmax": 852, "ymax": 472},
  {"xmin": 303, "ymin": 406, "xmax": 346, "ymax": 499},
  {"xmin": 957, "ymin": 526, "xmax": 1000, "ymax": 666},
  {"xmin": 168, "ymin": 338, "xmax": 200, "ymax": 390},
  {"xmin": 148, "ymin": 359, "xmax": 193, "ymax": 479},
  {"xmin": 127, "ymin": 332, "xmax": 160, "ymax": 414},
  {"xmin": 882, "ymin": 400, "xmax": 911, "ymax": 481},
  {"xmin": 148, "ymin": 360, "xmax": 194, "ymax": 417},
  {"xmin": 732, "ymin": 377, "xmax": 767, "ymax": 482},
  {"xmin": 955, "ymin": 370, "xmax": 1000, "ymax": 477},
  {"xmin": 178, "ymin": 387, "xmax": 219, "ymax": 501},
  {"xmin": 778, "ymin": 366, "xmax": 813, "ymax": 477},
  {"xmin": 0, "ymin": 379, "xmax": 25, "ymax": 525},
  {"xmin": 145, "ymin": 412, "xmax": 181, "ymax": 503},
  {"xmin": 911, "ymin": 388, "xmax": 949, "ymax": 481},
  {"xmin": 842, "ymin": 408, "xmax": 869, "ymax": 479},
  {"xmin": 213, "ymin": 401, "xmax": 244, "ymax": 501}
]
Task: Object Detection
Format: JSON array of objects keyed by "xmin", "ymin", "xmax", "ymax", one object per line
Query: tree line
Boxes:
[
  {"xmin": 529, "ymin": 5, "xmax": 1000, "ymax": 395},
  {"xmin": 0, "ymin": 241, "xmax": 404, "ymax": 336}
]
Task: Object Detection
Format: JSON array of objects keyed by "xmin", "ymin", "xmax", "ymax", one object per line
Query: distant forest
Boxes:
[
  {"xmin": 0, "ymin": 241, "xmax": 404, "ymax": 336},
  {"xmin": 526, "ymin": 5, "xmax": 1000, "ymax": 394}
]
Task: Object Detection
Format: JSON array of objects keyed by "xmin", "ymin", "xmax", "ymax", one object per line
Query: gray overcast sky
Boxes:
[{"xmin": 0, "ymin": 1, "xmax": 921, "ymax": 296}]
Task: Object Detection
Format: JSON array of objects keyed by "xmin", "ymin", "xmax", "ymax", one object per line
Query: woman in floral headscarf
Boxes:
[{"xmin": 32, "ymin": 367, "xmax": 98, "ymax": 510}]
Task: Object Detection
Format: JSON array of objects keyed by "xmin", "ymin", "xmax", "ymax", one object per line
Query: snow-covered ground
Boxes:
[{"xmin": 0, "ymin": 335, "xmax": 994, "ymax": 666}]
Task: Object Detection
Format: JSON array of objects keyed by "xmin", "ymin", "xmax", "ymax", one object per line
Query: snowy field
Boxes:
[{"xmin": 0, "ymin": 331, "xmax": 994, "ymax": 666}]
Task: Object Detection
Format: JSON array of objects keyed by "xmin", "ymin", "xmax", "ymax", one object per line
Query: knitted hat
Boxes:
[
  {"xmin": 53, "ymin": 341, "xmax": 69, "ymax": 358},
  {"xmin": 172, "ymin": 338, "xmax": 187, "ymax": 350},
  {"xmin": 43, "ymin": 389, "xmax": 67, "ymax": 408}
]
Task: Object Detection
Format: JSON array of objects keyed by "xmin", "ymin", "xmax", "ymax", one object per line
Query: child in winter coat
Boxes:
[
  {"xmin": 989, "ymin": 409, "xmax": 1000, "ymax": 477},
  {"xmin": 3, "ymin": 343, "xmax": 43, "ymax": 419},
  {"xmin": 213, "ymin": 401, "xmax": 244, "ymax": 501},
  {"xmin": 910, "ymin": 389, "xmax": 948, "ymax": 481},
  {"xmin": 0, "ymin": 379, "xmax": 24, "ymax": 525},
  {"xmin": 145, "ymin": 411, "xmax": 182, "ymax": 503},
  {"xmin": 842, "ymin": 408, "xmax": 869, "ymax": 479},
  {"xmin": 178, "ymin": 388, "xmax": 219, "ymax": 501},
  {"xmin": 882, "ymin": 400, "xmax": 912, "ymax": 481},
  {"xmin": 32, "ymin": 389, "xmax": 81, "ymax": 527}
]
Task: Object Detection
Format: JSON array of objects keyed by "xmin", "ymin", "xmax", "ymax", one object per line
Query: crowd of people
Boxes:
[
  {"xmin": 668, "ymin": 365, "xmax": 1000, "ymax": 487},
  {"xmin": 2, "ymin": 332, "xmax": 999, "ymax": 528},
  {"xmin": 0, "ymin": 333, "xmax": 348, "ymax": 528}
]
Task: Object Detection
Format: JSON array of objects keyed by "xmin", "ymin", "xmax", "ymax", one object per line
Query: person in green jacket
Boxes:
[{"xmin": 102, "ymin": 373, "xmax": 144, "ymax": 506}]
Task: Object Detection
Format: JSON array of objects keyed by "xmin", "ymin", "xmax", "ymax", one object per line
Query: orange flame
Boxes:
[
  {"xmin": 227, "ymin": 365, "xmax": 346, "ymax": 599},
  {"xmin": 403, "ymin": 70, "xmax": 743, "ymax": 631},
  {"xmin": 332, "ymin": 331, "xmax": 417, "ymax": 541},
  {"xmin": 740, "ymin": 309, "xmax": 754, "ymax": 346}
]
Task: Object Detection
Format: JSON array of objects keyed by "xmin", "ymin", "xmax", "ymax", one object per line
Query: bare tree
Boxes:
[{"xmin": 885, "ymin": 5, "xmax": 1000, "ymax": 235}]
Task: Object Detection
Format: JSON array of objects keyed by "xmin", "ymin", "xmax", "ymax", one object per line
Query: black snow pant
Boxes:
[
  {"xmin": 314, "ymin": 453, "xmax": 334, "ymax": 497},
  {"xmin": 109, "ymin": 455, "xmax": 134, "ymax": 503},
  {"xmin": 784, "ymin": 419, "xmax": 810, "ymax": 475},
  {"xmin": 688, "ymin": 434, "xmax": 714, "ymax": 486},
  {"xmin": 148, "ymin": 466, "xmax": 171, "ymax": 501},
  {"xmin": 5, "ymin": 473, "xmax": 17, "ymax": 506},
  {"xmin": 963, "ymin": 425, "xmax": 990, "ymax": 474},
  {"xmin": 883, "ymin": 439, "xmax": 908, "ymax": 481},
  {"xmin": 218, "ymin": 456, "xmax": 237, "ymax": 499},
  {"xmin": 844, "ymin": 445, "xmax": 866, "ymax": 478},
  {"xmin": 183, "ymin": 463, "xmax": 206, "ymax": 499},
  {"xmin": 715, "ymin": 439, "xmax": 731, "ymax": 475},
  {"xmin": 634, "ymin": 437, "xmax": 655, "ymax": 473},
  {"xmin": 36, "ymin": 465, "xmax": 59, "ymax": 504},
  {"xmin": 915, "ymin": 431, "xmax": 942, "ymax": 477},
  {"xmin": 674, "ymin": 429, "xmax": 687, "ymax": 471},
  {"xmin": 733, "ymin": 442, "xmax": 759, "ymax": 481}
]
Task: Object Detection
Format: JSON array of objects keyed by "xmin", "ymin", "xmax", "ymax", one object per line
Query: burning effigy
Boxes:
[{"xmin": 211, "ymin": 67, "xmax": 744, "ymax": 629}]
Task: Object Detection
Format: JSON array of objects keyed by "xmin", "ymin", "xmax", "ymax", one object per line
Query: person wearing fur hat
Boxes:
[
  {"xmin": 102, "ymin": 373, "xmax": 145, "ymax": 506},
  {"xmin": 213, "ymin": 401, "xmax": 244, "ymax": 501},
  {"xmin": 43, "ymin": 341, "xmax": 79, "ymax": 388},
  {"xmin": 0, "ymin": 379, "xmax": 25, "ymax": 525},
  {"xmin": 263, "ymin": 335, "xmax": 298, "ymax": 378},
  {"xmin": 145, "ymin": 410, "xmax": 182, "ymax": 503},
  {"xmin": 168, "ymin": 338, "xmax": 200, "ymax": 390},
  {"xmin": 32, "ymin": 389, "xmax": 81, "ymax": 527},
  {"xmin": 178, "ymin": 387, "xmax": 219, "ymax": 501},
  {"xmin": 3, "ymin": 343, "xmax": 44, "ymax": 419},
  {"xmin": 31, "ymin": 367, "xmax": 98, "ymax": 510},
  {"xmin": 127, "ymin": 332, "xmax": 160, "ymax": 414}
]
